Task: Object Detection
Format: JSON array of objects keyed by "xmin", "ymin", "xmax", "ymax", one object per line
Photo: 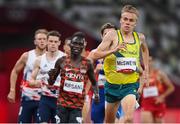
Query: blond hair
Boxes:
[
  {"xmin": 121, "ymin": 5, "xmax": 139, "ymax": 17},
  {"xmin": 34, "ymin": 29, "xmax": 48, "ymax": 37}
]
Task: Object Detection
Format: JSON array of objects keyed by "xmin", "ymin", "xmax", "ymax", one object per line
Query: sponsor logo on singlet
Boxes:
[{"xmin": 65, "ymin": 72, "xmax": 84, "ymax": 80}]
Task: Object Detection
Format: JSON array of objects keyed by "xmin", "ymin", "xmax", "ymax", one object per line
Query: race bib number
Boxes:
[
  {"xmin": 63, "ymin": 80, "xmax": 84, "ymax": 94},
  {"xmin": 116, "ymin": 57, "xmax": 136, "ymax": 73},
  {"xmin": 143, "ymin": 86, "xmax": 159, "ymax": 98},
  {"xmin": 98, "ymin": 74, "xmax": 106, "ymax": 86}
]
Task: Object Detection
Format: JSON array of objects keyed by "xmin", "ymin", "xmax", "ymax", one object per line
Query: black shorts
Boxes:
[
  {"xmin": 38, "ymin": 95, "xmax": 57, "ymax": 123},
  {"xmin": 18, "ymin": 97, "xmax": 39, "ymax": 123},
  {"xmin": 56, "ymin": 105, "xmax": 82, "ymax": 123}
]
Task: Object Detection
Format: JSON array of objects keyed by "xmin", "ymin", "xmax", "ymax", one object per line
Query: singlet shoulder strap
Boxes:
[
  {"xmin": 113, "ymin": 30, "xmax": 124, "ymax": 57},
  {"xmin": 133, "ymin": 32, "xmax": 140, "ymax": 45},
  {"xmin": 117, "ymin": 30, "xmax": 123, "ymax": 44}
]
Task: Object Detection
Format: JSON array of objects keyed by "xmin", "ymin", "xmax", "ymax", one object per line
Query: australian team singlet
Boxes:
[{"xmin": 103, "ymin": 30, "xmax": 141, "ymax": 85}]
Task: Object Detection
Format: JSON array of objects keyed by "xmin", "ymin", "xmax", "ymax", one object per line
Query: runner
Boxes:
[
  {"xmin": 48, "ymin": 32, "xmax": 99, "ymax": 123},
  {"xmin": 30, "ymin": 30, "xmax": 65, "ymax": 123},
  {"xmin": 92, "ymin": 5, "xmax": 149, "ymax": 123},
  {"xmin": 140, "ymin": 57, "xmax": 174, "ymax": 123},
  {"xmin": 7, "ymin": 29, "xmax": 48, "ymax": 123}
]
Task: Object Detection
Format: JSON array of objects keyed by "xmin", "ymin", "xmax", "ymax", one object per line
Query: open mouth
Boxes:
[
  {"xmin": 125, "ymin": 26, "xmax": 130, "ymax": 29},
  {"xmin": 40, "ymin": 43, "xmax": 45, "ymax": 46},
  {"xmin": 72, "ymin": 48, "xmax": 81, "ymax": 53},
  {"xmin": 73, "ymin": 49, "xmax": 80, "ymax": 52}
]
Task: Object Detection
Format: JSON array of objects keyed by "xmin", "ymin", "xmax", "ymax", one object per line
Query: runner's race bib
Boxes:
[
  {"xmin": 116, "ymin": 57, "xmax": 137, "ymax": 73},
  {"xmin": 63, "ymin": 80, "xmax": 84, "ymax": 94},
  {"xmin": 143, "ymin": 86, "xmax": 159, "ymax": 98}
]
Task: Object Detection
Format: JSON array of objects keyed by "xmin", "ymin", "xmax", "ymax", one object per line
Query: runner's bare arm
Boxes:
[
  {"xmin": 139, "ymin": 33, "xmax": 149, "ymax": 85},
  {"xmin": 86, "ymin": 59, "xmax": 99, "ymax": 103},
  {"xmin": 158, "ymin": 71, "xmax": 175, "ymax": 99},
  {"xmin": 87, "ymin": 48, "xmax": 116, "ymax": 62},
  {"xmin": 48, "ymin": 57, "xmax": 64, "ymax": 85},
  {"xmin": 7, "ymin": 52, "xmax": 28, "ymax": 103},
  {"xmin": 138, "ymin": 65, "xmax": 145, "ymax": 94},
  {"xmin": 92, "ymin": 30, "xmax": 117, "ymax": 60},
  {"xmin": 87, "ymin": 49, "xmax": 96, "ymax": 63}
]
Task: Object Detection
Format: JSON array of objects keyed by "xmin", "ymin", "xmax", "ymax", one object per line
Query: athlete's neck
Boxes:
[
  {"xmin": 120, "ymin": 28, "xmax": 133, "ymax": 37},
  {"xmin": 71, "ymin": 54, "xmax": 82, "ymax": 63},
  {"xmin": 47, "ymin": 51, "xmax": 59, "ymax": 58},
  {"xmin": 35, "ymin": 48, "xmax": 46, "ymax": 56}
]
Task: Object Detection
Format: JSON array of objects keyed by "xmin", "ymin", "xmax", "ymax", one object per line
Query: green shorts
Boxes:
[{"xmin": 104, "ymin": 82, "xmax": 139, "ymax": 103}]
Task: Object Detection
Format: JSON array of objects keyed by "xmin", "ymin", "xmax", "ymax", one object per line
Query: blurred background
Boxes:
[{"xmin": 0, "ymin": 0, "xmax": 180, "ymax": 123}]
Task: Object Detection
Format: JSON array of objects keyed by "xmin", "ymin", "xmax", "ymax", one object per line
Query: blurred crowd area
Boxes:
[{"xmin": 0, "ymin": 0, "xmax": 180, "ymax": 81}]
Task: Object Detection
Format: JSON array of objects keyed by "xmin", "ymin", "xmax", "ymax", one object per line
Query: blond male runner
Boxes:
[
  {"xmin": 7, "ymin": 29, "xmax": 48, "ymax": 123},
  {"xmin": 29, "ymin": 31, "xmax": 65, "ymax": 123},
  {"xmin": 92, "ymin": 5, "xmax": 149, "ymax": 123}
]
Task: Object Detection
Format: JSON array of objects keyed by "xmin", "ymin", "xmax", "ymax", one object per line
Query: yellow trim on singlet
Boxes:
[
  {"xmin": 103, "ymin": 30, "xmax": 140, "ymax": 84},
  {"xmin": 117, "ymin": 30, "xmax": 123, "ymax": 42}
]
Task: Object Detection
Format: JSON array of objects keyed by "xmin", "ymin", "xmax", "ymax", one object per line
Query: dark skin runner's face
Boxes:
[{"xmin": 70, "ymin": 36, "xmax": 85, "ymax": 56}]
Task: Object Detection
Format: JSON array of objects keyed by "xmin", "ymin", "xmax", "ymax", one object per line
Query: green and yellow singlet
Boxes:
[{"xmin": 104, "ymin": 30, "xmax": 141, "ymax": 85}]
